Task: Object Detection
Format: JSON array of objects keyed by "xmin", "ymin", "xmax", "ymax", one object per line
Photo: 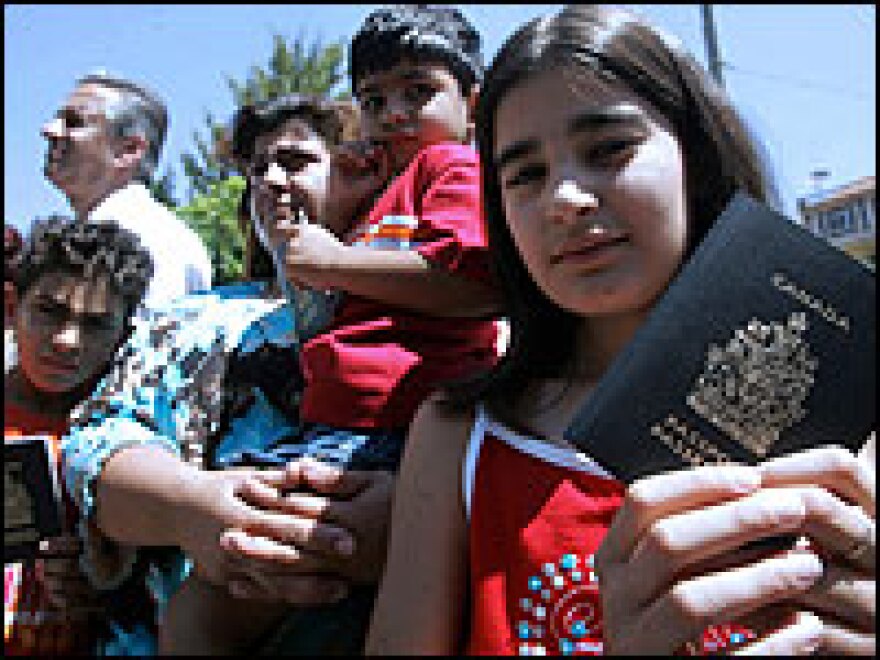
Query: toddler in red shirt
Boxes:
[{"xmin": 223, "ymin": 4, "xmax": 501, "ymax": 469}]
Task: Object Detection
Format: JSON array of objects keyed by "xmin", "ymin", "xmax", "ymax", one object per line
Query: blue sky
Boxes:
[{"xmin": 5, "ymin": 4, "xmax": 876, "ymax": 233}]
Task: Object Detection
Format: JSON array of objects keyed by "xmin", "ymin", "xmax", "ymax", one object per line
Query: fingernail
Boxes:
[
  {"xmin": 726, "ymin": 466, "xmax": 761, "ymax": 493},
  {"xmin": 794, "ymin": 611, "xmax": 824, "ymax": 653},
  {"xmin": 336, "ymin": 536, "xmax": 355, "ymax": 557},
  {"xmin": 787, "ymin": 552, "xmax": 824, "ymax": 587},
  {"xmin": 304, "ymin": 460, "xmax": 340, "ymax": 479},
  {"xmin": 772, "ymin": 492, "xmax": 808, "ymax": 527}
]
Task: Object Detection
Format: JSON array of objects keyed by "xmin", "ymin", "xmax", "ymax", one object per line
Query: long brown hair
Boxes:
[{"xmin": 451, "ymin": 4, "xmax": 777, "ymax": 408}]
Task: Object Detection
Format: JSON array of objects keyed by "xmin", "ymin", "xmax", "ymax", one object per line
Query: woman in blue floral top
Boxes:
[{"xmin": 61, "ymin": 94, "xmax": 398, "ymax": 654}]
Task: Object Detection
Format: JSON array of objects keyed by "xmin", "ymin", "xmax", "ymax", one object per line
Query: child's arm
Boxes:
[
  {"xmin": 159, "ymin": 574, "xmax": 288, "ymax": 655},
  {"xmin": 365, "ymin": 394, "xmax": 472, "ymax": 655},
  {"xmin": 284, "ymin": 144, "xmax": 501, "ymax": 318},
  {"xmin": 284, "ymin": 220, "xmax": 499, "ymax": 317}
]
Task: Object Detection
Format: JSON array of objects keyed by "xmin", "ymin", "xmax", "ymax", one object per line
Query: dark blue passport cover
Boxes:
[{"xmin": 564, "ymin": 193, "xmax": 875, "ymax": 483}]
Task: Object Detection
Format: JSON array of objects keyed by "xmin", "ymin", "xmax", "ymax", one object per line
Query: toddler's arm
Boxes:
[
  {"xmin": 285, "ymin": 224, "xmax": 500, "ymax": 317},
  {"xmin": 284, "ymin": 145, "xmax": 501, "ymax": 318}
]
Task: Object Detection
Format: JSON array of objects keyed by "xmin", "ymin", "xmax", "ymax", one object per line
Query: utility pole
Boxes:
[{"xmin": 701, "ymin": 4, "xmax": 725, "ymax": 88}]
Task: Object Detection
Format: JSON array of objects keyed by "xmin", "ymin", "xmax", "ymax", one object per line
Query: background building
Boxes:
[{"xmin": 797, "ymin": 175, "xmax": 876, "ymax": 268}]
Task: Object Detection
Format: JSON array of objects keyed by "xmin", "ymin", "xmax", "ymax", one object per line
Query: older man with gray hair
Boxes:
[{"xmin": 42, "ymin": 71, "xmax": 212, "ymax": 306}]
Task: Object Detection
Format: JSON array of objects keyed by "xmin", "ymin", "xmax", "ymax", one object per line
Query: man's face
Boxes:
[
  {"xmin": 14, "ymin": 271, "xmax": 127, "ymax": 395},
  {"xmin": 247, "ymin": 118, "xmax": 332, "ymax": 248},
  {"xmin": 41, "ymin": 83, "xmax": 120, "ymax": 201}
]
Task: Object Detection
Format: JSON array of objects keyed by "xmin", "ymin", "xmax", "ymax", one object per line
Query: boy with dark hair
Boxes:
[
  {"xmin": 4, "ymin": 217, "xmax": 153, "ymax": 654},
  {"xmin": 349, "ymin": 3, "xmax": 483, "ymax": 172},
  {"xmin": 282, "ymin": 3, "xmax": 499, "ymax": 438}
]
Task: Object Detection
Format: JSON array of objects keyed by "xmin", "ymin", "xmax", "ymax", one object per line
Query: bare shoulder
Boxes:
[
  {"xmin": 412, "ymin": 391, "xmax": 475, "ymax": 429},
  {"xmin": 398, "ymin": 393, "xmax": 476, "ymax": 503},
  {"xmin": 407, "ymin": 393, "xmax": 475, "ymax": 463}
]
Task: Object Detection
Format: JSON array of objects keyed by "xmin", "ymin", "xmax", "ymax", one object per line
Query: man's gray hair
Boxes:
[{"xmin": 77, "ymin": 72, "xmax": 168, "ymax": 183}]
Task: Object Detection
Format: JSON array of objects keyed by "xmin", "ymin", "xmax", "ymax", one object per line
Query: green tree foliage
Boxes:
[
  {"xmin": 228, "ymin": 34, "xmax": 349, "ymax": 108},
  {"xmin": 176, "ymin": 33, "xmax": 349, "ymax": 283},
  {"xmin": 175, "ymin": 176, "xmax": 247, "ymax": 285}
]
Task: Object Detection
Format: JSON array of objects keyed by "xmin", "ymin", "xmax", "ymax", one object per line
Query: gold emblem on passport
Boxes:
[{"xmin": 686, "ymin": 312, "xmax": 818, "ymax": 458}]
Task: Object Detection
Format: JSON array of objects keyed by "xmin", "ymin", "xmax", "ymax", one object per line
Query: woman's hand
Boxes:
[
  {"xmin": 595, "ymin": 464, "xmax": 825, "ymax": 654},
  {"xmin": 282, "ymin": 218, "xmax": 350, "ymax": 290},
  {"xmin": 92, "ymin": 445, "xmax": 354, "ymax": 606},
  {"xmin": 175, "ymin": 466, "xmax": 356, "ymax": 605},
  {"xmin": 214, "ymin": 459, "xmax": 396, "ymax": 601}
]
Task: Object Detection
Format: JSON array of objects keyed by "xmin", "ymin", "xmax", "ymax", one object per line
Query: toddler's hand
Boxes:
[{"xmin": 282, "ymin": 213, "xmax": 348, "ymax": 290}]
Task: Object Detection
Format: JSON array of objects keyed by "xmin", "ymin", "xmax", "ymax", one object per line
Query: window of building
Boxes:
[
  {"xmin": 828, "ymin": 210, "xmax": 839, "ymax": 237},
  {"xmin": 852, "ymin": 198, "xmax": 864, "ymax": 233},
  {"xmin": 829, "ymin": 207, "xmax": 851, "ymax": 238}
]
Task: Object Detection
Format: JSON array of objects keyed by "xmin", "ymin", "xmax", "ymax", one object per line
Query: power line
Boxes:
[{"xmin": 722, "ymin": 62, "xmax": 874, "ymax": 102}]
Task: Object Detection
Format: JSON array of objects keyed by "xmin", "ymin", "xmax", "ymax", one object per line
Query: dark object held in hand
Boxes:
[
  {"xmin": 565, "ymin": 192, "xmax": 874, "ymax": 479},
  {"xmin": 4, "ymin": 436, "xmax": 63, "ymax": 562}
]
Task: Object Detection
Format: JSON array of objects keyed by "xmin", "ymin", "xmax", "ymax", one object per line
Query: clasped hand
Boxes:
[
  {"xmin": 594, "ymin": 445, "xmax": 875, "ymax": 655},
  {"xmin": 181, "ymin": 459, "xmax": 394, "ymax": 605}
]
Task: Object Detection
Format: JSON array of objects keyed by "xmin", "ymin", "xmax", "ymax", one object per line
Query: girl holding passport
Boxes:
[{"xmin": 367, "ymin": 5, "xmax": 875, "ymax": 656}]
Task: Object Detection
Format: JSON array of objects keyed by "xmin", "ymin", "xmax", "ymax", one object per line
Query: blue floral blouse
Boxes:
[{"xmin": 60, "ymin": 281, "xmax": 337, "ymax": 653}]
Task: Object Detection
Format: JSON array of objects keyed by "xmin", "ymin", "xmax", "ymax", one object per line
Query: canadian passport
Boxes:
[
  {"xmin": 4, "ymin": 435, "xmax": 63, "ymax": 562},
  {"xmin": 564, "ymin": 193, "xmax": 875, "ymax": 483}
]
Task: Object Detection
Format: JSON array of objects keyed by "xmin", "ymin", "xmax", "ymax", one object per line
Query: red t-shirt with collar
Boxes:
[{"xmin": 300, "ymin": 143, "xmax": 499, "ymax": 429}]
